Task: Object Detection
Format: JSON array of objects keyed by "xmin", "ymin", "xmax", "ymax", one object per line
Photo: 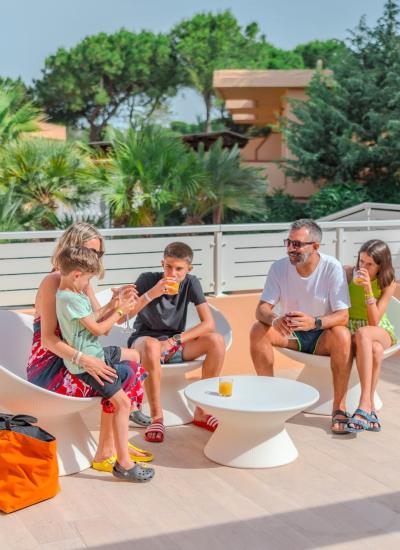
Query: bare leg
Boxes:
[
  {"xmin": 94, "ymin": 410, "xmax": 115, "ymax": 462},
  {"xmin": 350, "ymin": 326, "xmax": 391, "ymax": 430},
  {"xmin": 110, "ymin": 389, "xmax": 134, "ymax": 469},
  {"xmin": 120, "ymin": 347, "xmax": 141, "ymax": 363},
  {"xmin": 183, "ymin": 333, "xmax": 225, "ymax": 422},
  {"xmin": 315, "ymin": 326, "xmax": 353, "ymax": 433},
  {"xmin": 134, "ymin": 337, "xmax": 163, "ymax": 441},
  {"xmin": 249, "ymin": 321, "xmax": 298, "ymax": 376}
]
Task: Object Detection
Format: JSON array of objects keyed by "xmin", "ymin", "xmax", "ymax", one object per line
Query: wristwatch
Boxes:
[
  {"xmin": 172, "ymin": 333, "xmax": 182, "ymax": 346},
  {"xmin": 314, "ymin": 317, "xmax": 322, "ymax": 330}
]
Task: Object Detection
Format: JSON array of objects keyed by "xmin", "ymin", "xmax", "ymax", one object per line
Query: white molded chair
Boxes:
[
  {"xmin": 277, "ymin": 297, "xmax": 400, "ymax": 415},
  {"xmin": 0, "ymin": 310, "xmax": 99, "ymax": 476},
  {"xmin": 96, "ymin": 289, "xmax": 233, "ymax": 426}
]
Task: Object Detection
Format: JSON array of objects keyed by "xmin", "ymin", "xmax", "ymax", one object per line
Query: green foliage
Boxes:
[
  {"xmin": 171, "ymin": 12, "xmax": 303, "ymax": 132},
  {"xmin": 293, "ymin": 39, "xmax": 348, "ymax": 68},
  {"xmin": 265, "ymin": 190, "xmax": 307, "ymax": 222},
  {"xmin": 98, "ymin": 126, "xmax": 203, "ymax": 227},
  {"xmin": 0, "ymin": 139, "xmax": 95, "ymax": 228},
  {"xmin": 0, "ymin": 188, "xmax": 24, "ymax": 231},
  {"xmin": 35, "ymin": 30, "xmax": 178, "ymax": 141},
  {"xmin": 283, "ymin": 0, "xmax": 400, "ymax": 201},
  {"xmin": 306, "ymin": 183, "xmax": 370, "ymax": 218},
  {"xmin": 186, "ymin": 139, "xmax": 266, "ymax": 224},
  {"xmin": 0, "ymin": 83, "xmax": 42, "ymax": 145}
]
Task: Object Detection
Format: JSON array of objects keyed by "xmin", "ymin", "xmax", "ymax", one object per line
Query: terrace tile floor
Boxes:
[{"xmin": 1, "ymin": 294, "xmax": 400, "ymax": 549}]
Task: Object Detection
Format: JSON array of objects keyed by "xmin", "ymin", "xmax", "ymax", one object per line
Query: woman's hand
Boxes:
[
  {"xmin": 111, "ymin": 284, "xmax": 138, "ymax": 303},
  {"xmin": 81, "ymin": 355, "xmax": 118, "ymax": 386},
  {"xmin": 118, "ymin": 295, "xmax": 137, "ymax": 316}
]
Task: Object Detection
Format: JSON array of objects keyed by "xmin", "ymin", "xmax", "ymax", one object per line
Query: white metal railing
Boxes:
[{"xmin": 2, "ymin": 220, "xmax": 400, "ymax": 307}]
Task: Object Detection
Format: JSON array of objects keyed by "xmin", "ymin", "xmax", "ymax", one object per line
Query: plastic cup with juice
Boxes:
[
  {"xmin": 353, "ymin": 270, "xmax": 364, "ymax": 285},
  {"xmin": 219, "ymin": 377, "xmax": 233, "ymax": 397},
  {"xmin": 166, "ymin": 280, "xmax": 180, "ymax": 295}
]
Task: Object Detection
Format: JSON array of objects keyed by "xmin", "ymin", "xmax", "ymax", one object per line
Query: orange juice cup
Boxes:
[
  {"xmin": 166, "ymin": 280, "xmax": 180, "ymax": 295},
  {"xmin": 353, "ymin": 271, "xmax": 364, "ymax": 285},
  {"xmin": 219, "ymin": 377, "xmax": 233, "ymax": 397}
]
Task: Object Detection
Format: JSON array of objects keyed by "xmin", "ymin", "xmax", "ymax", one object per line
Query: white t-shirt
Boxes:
[{"xmin": 261, "ymin": 253, "xmax": 350, "ymax": 317}]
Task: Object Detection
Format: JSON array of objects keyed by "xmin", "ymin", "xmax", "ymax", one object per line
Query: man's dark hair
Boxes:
[
  {"xmin": 290, "ymin": 219, "xmax": 322, "ymax": 243},
  {"xmin": 163, "ymin": 241, "xmax": 193, "ymax": 263}
]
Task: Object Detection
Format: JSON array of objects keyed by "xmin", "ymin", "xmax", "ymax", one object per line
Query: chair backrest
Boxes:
[
  {"xmin": 0, "ymin": 310, "xmax": 34, "ymax": 380},
  {"xmin": 386, "ymin": 296, "xmax": 400, "ymax": 340},
  {"xmin": 96, "ymin": 289, "xmax": 232, "ymax": 350}
]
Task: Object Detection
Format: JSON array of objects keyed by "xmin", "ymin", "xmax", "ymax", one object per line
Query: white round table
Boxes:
[{"xmin": 184, "ymin": 375, "xmax": 319, "ymax": 469}]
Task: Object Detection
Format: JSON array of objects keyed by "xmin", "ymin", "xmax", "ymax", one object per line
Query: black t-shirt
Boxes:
[{"xmin": 127, "ymin": 272, "xmax": 206, "ymax": 346}]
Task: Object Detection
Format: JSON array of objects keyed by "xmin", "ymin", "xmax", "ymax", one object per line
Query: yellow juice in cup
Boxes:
[
  {"xmin": 219, "ymin": 378, "xmax": 233, "ymax": 397},
  {"xmin": 167, "ymin": 281, "xmax": 180, "ymax": 295}
]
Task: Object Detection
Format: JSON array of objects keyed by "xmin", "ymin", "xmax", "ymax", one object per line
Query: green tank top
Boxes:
[{"xmin": 348, "ymin": 277, "xmax": 383, "ymax": 320}]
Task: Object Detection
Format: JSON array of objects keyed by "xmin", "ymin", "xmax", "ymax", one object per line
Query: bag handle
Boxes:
[{"xmin": 0, "ymin": 414, "xmax": 38, "ymax": 430}]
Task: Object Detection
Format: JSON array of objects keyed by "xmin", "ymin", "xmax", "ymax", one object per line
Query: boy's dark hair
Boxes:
[
  {"xmin": 58, "ymin": 246, "xmax": 101, "ymax": 277},
  {"xmin": 163, "ymin": 241, "xmax": 193, "ymax": 263}
]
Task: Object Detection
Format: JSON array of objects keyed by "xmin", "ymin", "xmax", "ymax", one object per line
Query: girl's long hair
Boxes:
[
  {"xmin": 52, "ymin": 222, "xmax": 105, "ymax": 278},
  {"xmin": 356, "ymin": 239, "xmax": 395, "ymax": 289}
]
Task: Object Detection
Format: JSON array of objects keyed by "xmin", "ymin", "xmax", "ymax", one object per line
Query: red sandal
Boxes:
[
  {"xmin": 193, "ymin": 414, "xmax": 219, "ymax": 432},
  {"xmin": 144, "ymin": 419, "xmax": 165, "ymax": 443}
]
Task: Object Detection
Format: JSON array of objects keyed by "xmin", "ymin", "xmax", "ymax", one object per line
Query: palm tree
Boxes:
[
  {"xmin": 0, "ymin": 139, "xmax": 95, "ymax": 229},
  {"xmin": 100, "ymin": 126, "xmax": 203, "ymax": 227},
  {"xmin": 0, "ymin": 84, "xmax": 43, "ymax": 145},
  {"xmin": 185, "ymin": 140, "xmax": 266, "ymax": 224},
  {"xmin": 0, "ymin": 188, "xmax": 24, "ymax": 231}
]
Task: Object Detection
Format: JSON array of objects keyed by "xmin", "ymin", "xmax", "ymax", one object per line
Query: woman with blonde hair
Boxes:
[
  {"xmin": 27, "ymin": 222, "xmax": 153, "ymax": 472},
  {"xmin": 344, "ymin": 239, "xmax": 397, "ymax": 433}
]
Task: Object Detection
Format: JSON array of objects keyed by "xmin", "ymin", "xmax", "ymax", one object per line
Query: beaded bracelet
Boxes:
[{"xmin": 365, "ymin": 296, "xmax": 376, "ymax": 305}]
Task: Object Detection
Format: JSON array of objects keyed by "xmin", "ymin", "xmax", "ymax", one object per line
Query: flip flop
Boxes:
[
  {"xmin": 128, "ymin": 441, "xmax": 154, "ymax": 462},
  {"xmin": 345, "ymin": 408, "xmax": 371, "ymax": 433},
  {"xmin": 193, "ymin": 414, "xmax": 219, "ymax": 433},
  {"xmin": 145, "ymin": 420, "xmax": 165, "ymax": 443},
  {"xmin": 367, "ymin": 410, "xmax": 382, "ymax": 432},
  {"xmin": 92, "ymin": 456, "xmax": 116, "ymax": 473},
  {"xmin": 331, "ymin": 409, "xmax": 349, "ymax": 435},
  {"xmin": 129, "ymin": 410, "xmax": 152, "ymax": 427}
]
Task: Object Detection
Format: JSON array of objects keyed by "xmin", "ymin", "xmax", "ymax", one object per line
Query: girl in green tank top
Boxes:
[{"xmin": 344, "ymin": 239, "xmax": 396, "ymax": 434}]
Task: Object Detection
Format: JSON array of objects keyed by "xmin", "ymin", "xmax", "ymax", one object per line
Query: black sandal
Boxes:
[
  {"xmin": 113, "ymin": 461, "xmax": 155, "ymax": 482},
  {"xmin": 129, "ymin": 410, "xmax": 152, "ymax": 427},
  {"xmin": 331, "ymin": 409, "xmax": 349, "ymax": 434}
]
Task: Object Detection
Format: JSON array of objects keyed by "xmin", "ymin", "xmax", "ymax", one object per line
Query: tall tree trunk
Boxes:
[
  {"xmin": 89, "ymin": 123, "xmax": 102, "ymax": 142},
  {"xmin": 205, "ymin": 94, "xmax": 212, "ymax": 133},
  {"xmin": 212, "ymin": 203, "xmax": 222, "ymax": 224}
]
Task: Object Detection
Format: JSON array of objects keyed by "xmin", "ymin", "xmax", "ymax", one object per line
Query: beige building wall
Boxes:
[{"xmin": 215, "ymin": 70, "xmax": 322, "ymax": 201}]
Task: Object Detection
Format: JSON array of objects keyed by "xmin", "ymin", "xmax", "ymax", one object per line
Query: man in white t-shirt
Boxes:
[{"xmin": 250, "ymin": 219, "xmax": 353, "ymax": 434}]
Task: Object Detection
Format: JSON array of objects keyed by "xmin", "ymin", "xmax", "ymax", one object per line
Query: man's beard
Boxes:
[{"xmin": 288, "ymin": 251, "xmax": 311, "ymax": 265}]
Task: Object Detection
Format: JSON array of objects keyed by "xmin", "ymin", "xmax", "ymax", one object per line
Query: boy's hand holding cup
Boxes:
[{"xmin": 153, "ymin": 277, "xmax": 180, "ymax": 297}]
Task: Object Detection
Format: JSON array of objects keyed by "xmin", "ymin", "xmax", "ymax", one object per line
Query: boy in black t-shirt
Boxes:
[{"xmin": 129, "ymin": 241, "xmax": 225, "ymax": 442}]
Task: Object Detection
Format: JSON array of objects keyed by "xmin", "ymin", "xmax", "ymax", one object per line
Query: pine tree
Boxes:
[{"xmin": 283, "ymin": 0, "xmax": 400, "ymax": 200}]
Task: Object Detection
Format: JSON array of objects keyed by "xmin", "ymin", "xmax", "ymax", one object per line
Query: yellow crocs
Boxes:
[
  {"xmin": 128, "ymin": 442, "xmax": 154, "ymax": 462},
  {"xmin": 92, "ymin": 455, "xmax": 116, "ymax": 473}
]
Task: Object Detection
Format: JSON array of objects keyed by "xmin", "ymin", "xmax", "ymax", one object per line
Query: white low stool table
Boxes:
[{"xmin": 185, "ymin": 375, "xmax": 319, "ymax": 469}]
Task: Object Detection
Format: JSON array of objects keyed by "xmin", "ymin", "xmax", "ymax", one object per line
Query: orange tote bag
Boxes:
[{"xmin": 0, "ymin": 414, "xmax": 60, "ymax": 513}]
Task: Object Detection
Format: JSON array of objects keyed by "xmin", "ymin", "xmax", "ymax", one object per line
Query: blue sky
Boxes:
[{"xmin": 1, "ymin": 0, "xmax": 386, "ymax": 122}]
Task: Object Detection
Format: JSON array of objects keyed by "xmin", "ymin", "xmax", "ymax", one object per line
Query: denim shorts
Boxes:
[
  {"xmin": 74, "ymin": 346, "xmax": 129, "ymax": 399},
  {"xmin": 292, "ymin": 329, "xmax": 323, "ymax": 354}
]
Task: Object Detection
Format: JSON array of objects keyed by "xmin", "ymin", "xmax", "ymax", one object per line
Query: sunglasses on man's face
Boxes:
[
  {"xmin": 88, "ymin": 248, "xmax": 105, "ymax": 258},
  {"xmin": 284, "ymin": 239, "xmax": 315, "ymax": 249}
]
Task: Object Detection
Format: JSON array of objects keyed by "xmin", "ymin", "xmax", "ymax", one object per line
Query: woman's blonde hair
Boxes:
[{"xmin": 52, "ymin": 222, "xmax": 105, "ymax": 278}]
